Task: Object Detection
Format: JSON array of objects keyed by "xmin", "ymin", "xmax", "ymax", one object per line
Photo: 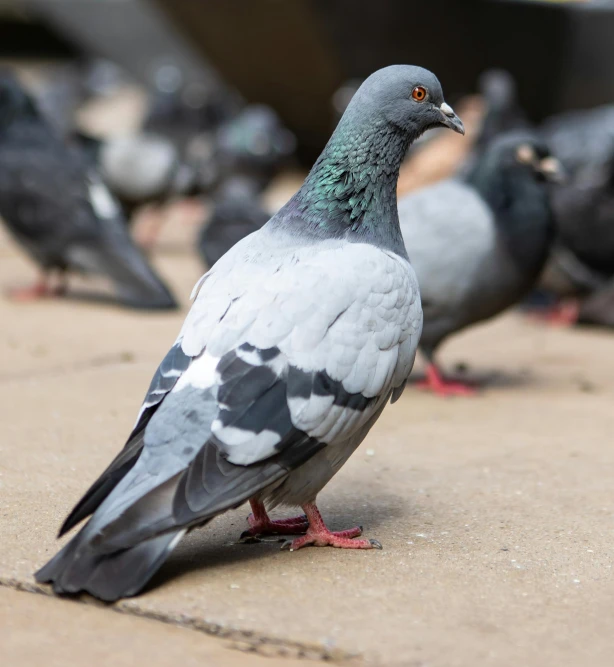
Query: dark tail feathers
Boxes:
[
  {"xmin": 35, "ymin": 528, "xmax": 185, "ymax": 602},
  {"xmin": 74, "ymin": 235, "xmax": 178, "ymax": 310}
]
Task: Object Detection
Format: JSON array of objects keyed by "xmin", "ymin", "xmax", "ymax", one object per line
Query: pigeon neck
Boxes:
[
  {"xmin": 276, "ymin": 117, "xmax": 414, "ymax": 256},
  {"xmin": 467, "ymin": 161, "xmax": 555, "ymax": 271}
]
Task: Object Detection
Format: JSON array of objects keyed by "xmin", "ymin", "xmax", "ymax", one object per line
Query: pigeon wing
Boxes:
[{"xmin": 61, "ymin": 237, "xmax": 421, "ymax": 551}]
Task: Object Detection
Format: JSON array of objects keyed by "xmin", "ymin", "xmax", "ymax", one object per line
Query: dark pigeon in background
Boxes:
[
  {"xmin": 214, "ymin": 104, "xmax": 296, "ymax": 186},
  {"xmin": 198, "ymin": 176, "xmax": 269, "ymax": 268},
  {"xmin": 536, "ymin": 105, "xmax": 614, "ymax": 326},
  {"xmin": 0, "ymin": 72, "xmax": 177, "ymax": 310},
  {"xmin": 197, "ymin": 105, "xmax": 296, "ymax": 264},
  {"xmin": 36, "ymin": 64, "xmax": 464, "ymax": 602},
  {"xmin": 143, "ymin": 85, "xmax": 237, "ymax": 150},
  {"xmin": 473, "ymin": 69, "xmax": 529, "ymax": 154},
  {"xmin": 73, "ymin": 82, "xmax": 237, "ymax": 235},
  {"xmin": 399, "ymin": 133, "xmax": 561, "ymax": 396},
  {"xmin": 456, "ymin": 68, "xmax": 530, "ymax": 181}
]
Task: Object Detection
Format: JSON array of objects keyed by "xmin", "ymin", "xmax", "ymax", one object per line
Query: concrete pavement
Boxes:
[{"xmin": 1, "ymin": 225, "xmax": 613, "ymax": 666}]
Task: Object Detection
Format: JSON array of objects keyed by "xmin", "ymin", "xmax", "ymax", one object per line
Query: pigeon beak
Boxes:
[
  {"xmin": 439, "ymin": 102, "xmax": 465, "ymax": 135},
  {"xmin": 539, "ymin": 156, "xmax": 566, "ymax": 184}
]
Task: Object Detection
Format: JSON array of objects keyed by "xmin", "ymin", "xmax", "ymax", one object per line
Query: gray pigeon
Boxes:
[
  {"xmin": 35, "ymin": 65, "xmax": 464, "ymax": 601},
  {"xmin": 0, "ymin": 73, "xmax": 177, "ymax": 310},
  {"xmin": 98, "ymin": 132, "xmax": 195, "ymax": 219},
  {"xmin": 399, "ymin": 133, "xmax": 562, "ymax": 396}
]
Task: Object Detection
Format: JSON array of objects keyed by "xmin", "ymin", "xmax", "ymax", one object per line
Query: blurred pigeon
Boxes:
[
  {"xmin": 457, "ymin": 69, "xmax": 530, "ymax": 181},
  {"xmin": 0, "ymin": 73, "xmax": 177, "ymax": 310},
  {"xmin": 97, "ymin": 132, "xmax": 198, "ymax": 220},
  {"xmin": 79, "ymin": 85, "xmax": 236, "ymax": 229},
  {"xmin": 196, "ymin": 105, "xmax": 296, "ymax": 265},
  {"xmin": 144, "ymin": 86, "xmax": 236, "ymax": 150},
  {"xmin": 399, "ymin": 133, "xmax": 561, "ymax": 396},
  {"xmin": 521, "ymin": 105, "xmax": 614, "ymax": 326},
  {"xmin": 215, "ymin": 104, "xmax": 296, "ymax": 187},
  {"xmin": 474, "ymin": 69, "xmax": 529, "ymax": 153},
  {"xmin": 36, "ymin": 65, "xmax": 464, "ymax": 601},
  {"xmin": 198, "ymin": 176, "xmax": 269, "ymax": 268},
  {"xmin": 542, "ymin": 106, "xmax": 614, "ymax": 274}
]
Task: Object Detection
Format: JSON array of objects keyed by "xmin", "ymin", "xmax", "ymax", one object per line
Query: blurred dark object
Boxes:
[
  {"xmin": 198, "ymin": 105, "xmax": 295, "ymax": 266},
  {"xmin": 0, "ymin": 72, "xmax": 177, "ymax": 310},
  {"xmin": 143, "ymin": 88, "xmax": 238, "ymax": 147},
  {"xmin": 473, "ymin": 69, "xmax": 529, "ymax": 155},
  {"xmin": 28, "ymin": 63, "xmax": 87, "ymax": 135},
  {"xmin": 577, "ymin": 278, "xmax": 614, "ymax": 328},
  {"xmin": 0, "ymin": 2, "xmax": 76, "ymax": 58},
  {"xmin": 90, "ymin": 101, "xmax": 294, "ymax": 218},
  {"xmin": 198, "ymin": 177, "xmax": 269, "ymax": 268},
  {"xmin": 535, "ymin": 105, "xmax": 614, "ymax": 327},
  {"xmin": 24, "ymin": 0, "xmax": 218, "ymax": 92},
  {"xmin": 154, "ymin": 0, "xmax": 614, "ymax": 160},
  {"xmin": 215, "ymin": 105, "xmax": 296, "ymax": 188}
]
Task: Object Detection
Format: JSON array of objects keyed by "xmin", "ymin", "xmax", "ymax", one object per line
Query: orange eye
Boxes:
[{"xmin": 412, "ymin": 86, "xmax": 427, "ymax": 102}]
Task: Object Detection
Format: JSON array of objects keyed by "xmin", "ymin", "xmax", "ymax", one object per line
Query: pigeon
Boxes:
[
  {"xmin": 473, "ymin": 69, "xmax": 529, "ymax": 154},
  {"xmin": 35, "ymin": 64, "xmax": 464, "ymax": 601},
  {"xmin": 399, "ymin": 133, "xmax": 562, "ymax": 396},
  {"xmin": 214, "ymin": 104, "xmax": 296, "ymax": 188},
  {"xmin": 97, "ymin": 132, "xmax": 197, "ymax": 220},
  {"xmin": 0, "ymin": 73, "xmax": 178, "ymax": 309},
  {"xmin": 536, "ymin": 105, "xmax": 614, "ymax": 324},
  {"xmin": 456, "ymin": 69, "xmax": 530, "ymax": 181},
  {"xmin": 198, "ymin": 176, "xmax": 270, "ymax": 268},
  {"xmin": 195, "ymin": 106, "xmax": 297, "ymax": 264}
]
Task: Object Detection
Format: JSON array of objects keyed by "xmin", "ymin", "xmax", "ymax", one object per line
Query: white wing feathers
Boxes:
[{"xmin": 149, "ymin": 235, "xmax": 421, "ymax": 469}]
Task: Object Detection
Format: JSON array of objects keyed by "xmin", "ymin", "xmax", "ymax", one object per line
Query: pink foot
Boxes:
[
  {"xmin": 527, "ymin": 300, "xmax": 579, "ymax": 327},
  {"xmin": 416, "ymin": 363, "xmax": 476, "ymax": 397},
  {"xmin": 6, "ymin": 279, "xmax": 62, "ymax": 302},
  {"xmin": 280, "ymin": 502, "xmax": 382, "ymax": 551},
  {"xmin": 240, "ymin": 500, "xmax": 309, "ymax": 542}
]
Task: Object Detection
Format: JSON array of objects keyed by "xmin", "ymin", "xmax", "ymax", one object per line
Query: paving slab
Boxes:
[
  {"xmin": 0, "ymin": 587, "xmax": 306, "ymax": 667},
  {"xmin": 1, "ymin": 229, "xmax": 614, "ymax": 665}
]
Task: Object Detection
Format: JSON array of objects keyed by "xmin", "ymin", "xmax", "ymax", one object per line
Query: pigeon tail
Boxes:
[
  {"xmin": 35, "ymin": 527, "xmax": 186, "ymax": 602},
  {"xmin": 71, "ymin": 237, "xmax": 178, "ymax": 310}
]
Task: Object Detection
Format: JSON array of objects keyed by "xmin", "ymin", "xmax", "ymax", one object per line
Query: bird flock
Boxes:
[{"xmin": 0, "ymin": 63, "xmax": 609, "ymax": 601}]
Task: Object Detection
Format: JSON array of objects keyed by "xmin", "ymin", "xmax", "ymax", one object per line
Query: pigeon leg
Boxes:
[
  {"xmin": 6, "ymin": 274, "xmax": 55, "ymax": 302},
  {"xmin": 240, "ymin": 499, "xmax": 309, "ymax": 541},
  {"xmin": 527, "ymin": 299, "xmax": 580, "ymax": 327},
  {"xmin": 280, "ymin": 502, "xmax": 382, "ymax": 551},
  {"xmin": 416, "ymin": 363, "xmax": 476, "ymax": 397},
  {"xmin": 133, "ymin": 204, "xmax": 165, "ymax": 252},
  {"xmin": 51, "ymin": 270, "xmax": 68, "ymax": 297}
]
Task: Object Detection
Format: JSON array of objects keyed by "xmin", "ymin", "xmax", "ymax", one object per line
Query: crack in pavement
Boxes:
[{"xmin": 0, "ymin": 577, "xmax": 359, "ymax": 664}]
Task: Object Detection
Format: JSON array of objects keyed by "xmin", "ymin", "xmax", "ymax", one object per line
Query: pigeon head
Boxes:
[
  {"xmin": 279, "ymin": 65, "xmax": 463, "ymax": 252},
  {"xmin": 472, "ymin": 133, "xmax": 564, "ymax": 186},
  {"xmin": 466, "ymin": 132, "xmax": 559, "ymax": 268},
  {"xmin": 345, "ymin": 65, "xmax": 464, "ymax": 136},
  {"xmin": 0, "ymin": 72, "xmax": 40, "ymax": 127}
]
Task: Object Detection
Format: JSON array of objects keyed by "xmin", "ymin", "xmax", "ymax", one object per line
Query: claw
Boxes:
[
  {"xmin": 239, "ymin": 531, "xmax": 263, "ymax": 544},
  {"xmin": 369, "ymin": 539, "xmax": 383, "ymax": 550}
]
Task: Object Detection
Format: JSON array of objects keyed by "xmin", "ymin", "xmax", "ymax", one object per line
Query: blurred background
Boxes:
[
  {"xmin": 4, "ymin": 0, "xmax": 614, "ymax": 155},
  {"xmin": 1, "ymin": 0, "xmax": 614, "ymax": 320},
  {"xmin": 4, "ymin": 4, "xmax": 614, "ymax": 660}
]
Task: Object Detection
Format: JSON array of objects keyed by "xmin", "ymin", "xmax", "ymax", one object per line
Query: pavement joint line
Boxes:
[{"xmin": 0, "ymin": 576, "xmax": 359, "ymax": 664}]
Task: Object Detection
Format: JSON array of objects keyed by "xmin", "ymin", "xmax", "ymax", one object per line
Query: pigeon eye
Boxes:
[{"xmin": 411, "ymin": 86, "xmax": 427, "ymax": 102}]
